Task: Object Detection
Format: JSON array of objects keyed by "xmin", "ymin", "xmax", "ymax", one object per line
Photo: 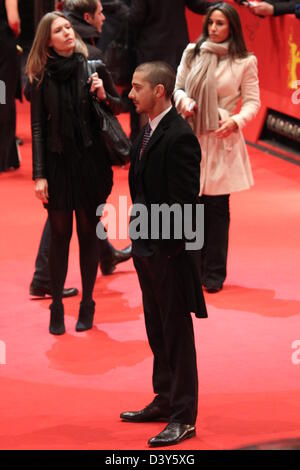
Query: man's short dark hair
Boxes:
[
  {"xmin": 135, "ymin": 61, "xmax": 176, "ymax": 99},
  {"xmin": 64, "ymin": 0, "xmax": 99, "ymax": 16}
]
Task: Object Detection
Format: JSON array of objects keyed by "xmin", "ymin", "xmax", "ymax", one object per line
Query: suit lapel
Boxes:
[
  {"xmin": 139, "ymin": 107, "xmax": 178, "ymax": 173},
  {"xmin": 139, "ymin": 125, "xmax": 165, "ymax": 173},
  {"xmin": 130, "ymin": 130, "xmax": 144, "ymax": 176}
]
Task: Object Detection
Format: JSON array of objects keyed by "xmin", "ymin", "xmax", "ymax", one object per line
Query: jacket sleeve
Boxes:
[
  {"xmin": 128, "ymin": 0, "xmax": 148, "ymax": 27},
  {"xmin": 173, "ymin": 44, "xmax": 194, "ymax": 112},
  {"xmin": 103, "ymin": 0, "xmax": 129, "ymax": 15},
  {"xmin": 96, "ymin": 62, "xmax": 124, "ymax": 115},
  {"xmin": 267, "ymin": 0, "xmax": 297, "ymax": 15},
  {"xmin": 185, "ymin": 0, "xmax": 217, "ymax": 14},
  {"xmin": 231, "ymin": 55, "xmax": 261, "ymax": 130},
  {"xmin": 30, "ymin": 80, "xmax": 47, "ymax": 180},
  {"xmin": 167, "ymin": 131, "xmax": 201, "ymax": 206}
]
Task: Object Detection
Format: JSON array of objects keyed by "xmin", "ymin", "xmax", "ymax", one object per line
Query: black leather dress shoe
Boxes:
[
  {"xmin": 30, "ymin": 283, "xmax": 79, "ymax": 298},
  {"xmin": 120, "ymin": 402, "xmax": 169, "ymax": 422},
  {"xmin": 100, "ymin": 245, "xmax": 132, "ymax": 275},
  {"xmin": 203, "ymin": 283, "xmax": 223, "ymax": 293},
  {"xmin": 148, "ymin": 423, "xmax": 196, "ymax": 447}
]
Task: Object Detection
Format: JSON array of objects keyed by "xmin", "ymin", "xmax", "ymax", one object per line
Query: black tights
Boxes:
[{"xmin": 47, "ymin": 208, "xmax": 99, "ymax": 305}]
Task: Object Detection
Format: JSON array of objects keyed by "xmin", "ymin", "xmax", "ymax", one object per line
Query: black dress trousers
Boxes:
[
  {"xmin": 200, "ymin": 194, "xmax": 230, "ymax": 287},
  {"xmin": 133, "ymin": 250, "xmax": 198, "ymax": 425}
]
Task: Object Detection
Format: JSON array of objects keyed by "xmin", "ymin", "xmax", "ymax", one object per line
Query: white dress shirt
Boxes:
[{"xmin": 148, "ymin": 106, "xmax": 173, "ymax": 136}]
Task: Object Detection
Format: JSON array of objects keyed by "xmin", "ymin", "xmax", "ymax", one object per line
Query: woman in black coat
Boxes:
[{"xmin": 26, "ymin": 10, "xmax": 121, "ymax": 335}]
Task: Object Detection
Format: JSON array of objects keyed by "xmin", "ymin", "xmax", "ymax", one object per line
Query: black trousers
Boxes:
[
  {"xmin": 200, "ymin": 194, "xmax": 230, "ymax": 287},
  {"xmin": 32, "ymin": 217, "xmax": 114, "ymax": 287},
  {"xmin": 133, "ymin": 251, "xmax": 198, "ymax": 425}
]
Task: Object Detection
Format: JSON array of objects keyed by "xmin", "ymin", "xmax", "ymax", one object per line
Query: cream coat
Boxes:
[{"xmin": 174, "ymin": 44, "xmax": 260, "ymax": 195}]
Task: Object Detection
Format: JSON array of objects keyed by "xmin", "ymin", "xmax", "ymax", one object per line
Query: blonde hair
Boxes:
[{"xmin": 26, "ymin": 11, "xmax": 88, "ymax": 85}]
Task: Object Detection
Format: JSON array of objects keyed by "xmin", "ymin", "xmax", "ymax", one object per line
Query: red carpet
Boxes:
[{"xmin": 0, "ymin": 100, "xmax": 300, "ymax": 450}]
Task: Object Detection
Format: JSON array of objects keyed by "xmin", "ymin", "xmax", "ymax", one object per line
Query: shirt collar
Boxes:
[{"xmin": 149, "ymin": 106, "xmax": 172, "ymax": 135}]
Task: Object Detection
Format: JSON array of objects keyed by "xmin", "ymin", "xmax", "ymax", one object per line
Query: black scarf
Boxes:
[
  {"xmin": 46, "ymin": 50, "xmax": 83, "ymax": 152},
  {"xmin": 46, "ymin": 49, "xmax": 80, "ymax": 82}
]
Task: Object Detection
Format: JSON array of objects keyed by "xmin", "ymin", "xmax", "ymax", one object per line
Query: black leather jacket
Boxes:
[{"xmin": 31, "ymin": 55, "xmax": 123, "ymax": 180}]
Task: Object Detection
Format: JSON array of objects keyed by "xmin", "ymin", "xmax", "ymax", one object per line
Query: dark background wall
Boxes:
[{"xmin": 19, "ymin": 0, "xmax": 55, "ymax": 47}]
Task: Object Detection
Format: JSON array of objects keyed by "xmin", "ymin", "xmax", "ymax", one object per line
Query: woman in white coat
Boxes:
[{"xmin": 174, "ymin": 2, "xmax": 260, "ymax": 292}]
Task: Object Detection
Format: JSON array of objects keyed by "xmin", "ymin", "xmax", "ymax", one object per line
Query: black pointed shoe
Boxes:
[
  {"xmin": 75, "ymin": 300, "xmax": 95, "ymax": 332},
  {"xmin": 148, "ymin": 423, "xmax": 196, "ymax": 447},
  {"xmin": 204, "ymin": 284, "xmax": 223, "ymax": 293},
  {"xmin": 120, "ymin": 401, "xmax": 169, "ymax": 422},
  {"xmin": 49, "ymin": 303, "xmax": 65, "ymax": 335},
  {"xmin": 30, "ymin": 282, "xmax": 79, "ymax": 298},
  {"xmin": 100, "ymin": 245, "xmax": 132, "ymax": 275}
]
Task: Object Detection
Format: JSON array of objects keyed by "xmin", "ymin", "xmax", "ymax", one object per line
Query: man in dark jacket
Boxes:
[
  {"xmin": 64, "ymin": 0, "xmax": 104, "ymax": 57},
  {"xmin": 129, "ymin": 0, "xmax": 215, "ymax": 71},
  {"xmin": 98, "ymin": 0, "xmax": 130, "ymax": 52},
  {"xmin": 120, "ymin": 62, "xmax": 207, "ymax": 447},
  {"xmin": 30, "ymin": 0, "xmax": 131, "ymax": 299},
  {"xmin": 127, "ymin": 0, "xmax": 215, "ymax": 138}
]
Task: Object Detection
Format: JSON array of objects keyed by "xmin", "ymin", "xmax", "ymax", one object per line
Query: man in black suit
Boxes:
[
  {"xmin": 129, "ymin": 0, "xmax": 215, "ymax": 71},
  {"xmin": 120, "ymin": 62, "xmax": 207, "ymax": 447},
  {"xmin": 127, "ymin": 0, "xmax": 215, "ymax": 138}
]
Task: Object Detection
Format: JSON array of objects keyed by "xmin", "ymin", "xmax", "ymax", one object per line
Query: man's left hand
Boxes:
[{"xmin": 249, "ymin": 2, "xmax": 274, "ymax": 16}]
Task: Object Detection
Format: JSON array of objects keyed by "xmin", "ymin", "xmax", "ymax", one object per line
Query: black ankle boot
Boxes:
[
  {"xmin": 76, "ymin": 300, "xmax": 95, "ymax": 332},
  {"xmin": 49, "ymin": 303, "xmax": 65, "ymax": 335}
]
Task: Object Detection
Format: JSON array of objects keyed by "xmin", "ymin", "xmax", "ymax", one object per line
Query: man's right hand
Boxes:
[
  {"xmin": 5, "ymin": 0, "xmax": 21, "ymax": 36},
  {"xmin": 180, "ymin": 98, "xmax": 198, "ymax": 120},
  {"xmin": 248, "ymin": 2, "xmax": 274, "ymax": 16}
]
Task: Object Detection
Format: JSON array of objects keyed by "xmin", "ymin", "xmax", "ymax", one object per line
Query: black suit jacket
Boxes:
[
  {"xmin": 267, "ymin": 0, "xmax": 297, "ymax": 16},
  {"xmin": 129, "ymin": 107, "xmax": 207, "ymax": 318},
  {"xmin": 130, "ymin": 108, "xmax": 200, "ymax": 197},
  {"xmin": 129, "ymin": 0, "xmax": 214, "ymax": 70}
]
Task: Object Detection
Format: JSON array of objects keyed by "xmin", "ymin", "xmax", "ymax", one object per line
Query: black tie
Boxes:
[{"xmin": 139, "ymin": 122, "xmax": 151, "ymax": 160}]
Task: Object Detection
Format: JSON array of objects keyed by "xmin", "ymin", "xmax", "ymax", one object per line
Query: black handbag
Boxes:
[{"xmin": 87, "ymin": 61, "xmax": 131, "ymax": 166}]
